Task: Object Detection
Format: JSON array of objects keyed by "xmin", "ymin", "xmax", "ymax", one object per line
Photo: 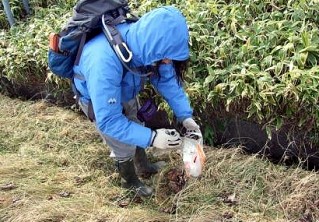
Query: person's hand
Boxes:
[
  {"xmin": 182, "ymin": 118, "xmax": 202, "ymax": 140},
  {"xmin": 151, "ymin": 129, "xmax": 182, "ymax": 149}
]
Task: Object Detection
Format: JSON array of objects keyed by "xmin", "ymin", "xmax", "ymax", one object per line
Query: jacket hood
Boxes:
[{"xmin": 126, "ymin": 6, "xmax": 189, "ymax": 66}]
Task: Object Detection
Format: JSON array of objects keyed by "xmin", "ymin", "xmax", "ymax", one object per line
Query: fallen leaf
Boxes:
[
  {"xmin": 132, "ymin": 196, "xmax": 143, "ymax": 204},
  {"xmin": 166, "ymin": 168, "xmax": 186, "ymax": 193},
  {"xmin": 160, "ymin": 204, "xmax": 177, "ymax": 214},
  {"xmin": 12, "ymin": 197, "xmax": 20, "ymax": 204},
  {"xmin": 0, "ymin": 183, "xmax": 17, "ymax": 191},
  {"xmin": 223, "ymin": 211, "xmax": 233, "ymax": 219},
  {"xmin": 118, "ymin": 198, "xmax": 130, "ymax": 208}
]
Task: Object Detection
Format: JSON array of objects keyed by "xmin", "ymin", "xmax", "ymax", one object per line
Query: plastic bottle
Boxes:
[{"xmin": 182, "ymin": 137, "xmax": 206, "ymax": 178}]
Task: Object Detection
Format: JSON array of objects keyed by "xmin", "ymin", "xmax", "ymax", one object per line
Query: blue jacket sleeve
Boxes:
[
  {"xmin": 150, "ymin": 63, "xmax": 193, "ymax": 121},
  {"xmin": 81, "ymin": 41, "xmax": 152, "ymax": 148}
]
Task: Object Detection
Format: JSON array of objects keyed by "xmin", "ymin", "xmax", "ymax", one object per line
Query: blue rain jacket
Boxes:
[{"xmin": 73, "ymin": 6, "xmax": 193, "ymax": 148}]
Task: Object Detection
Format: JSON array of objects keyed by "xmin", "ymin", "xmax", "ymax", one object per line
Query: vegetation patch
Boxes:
[
  {"xmin": 1, "ymin": 0, "xmax": 319, "ymax": 220},
  {"xmin": 1, "ymin": 94, "xmax": 319, "ymax": 221},
  {"xmin": 1, "ymin": 1, "xmax": 319, "ymax": 148}
]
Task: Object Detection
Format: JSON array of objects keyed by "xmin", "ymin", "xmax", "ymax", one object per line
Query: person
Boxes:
[{"xmin": 72, "ymin": 6, "xmax": 202, "ymax": 197}]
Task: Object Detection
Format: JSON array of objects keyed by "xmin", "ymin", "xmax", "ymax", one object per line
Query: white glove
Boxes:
[
  {"xmin": 182, "ymin": 118, "xmax": 202, "ymax": 140},
  {"xmin": 151, "ymin": 129, "xmax": 182, "ymax": 149}
]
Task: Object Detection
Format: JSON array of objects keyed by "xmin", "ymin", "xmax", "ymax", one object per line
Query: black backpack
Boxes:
[{"xmin": 48, "ymin": 0, "xmax": 138, "ymax": 79}]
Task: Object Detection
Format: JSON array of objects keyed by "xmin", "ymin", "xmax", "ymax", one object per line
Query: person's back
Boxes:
[{"xmin": 73, "ymin": 22, "xmax": 135, "ymax": 104}]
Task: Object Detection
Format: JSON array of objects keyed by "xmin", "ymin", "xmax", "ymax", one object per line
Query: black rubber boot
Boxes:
[
  {"xmin": 116, "ymin": 158, "xmax": 153, "ymax": 197},
  {"xmin": 134, "ymin": 147, "xmax": 161, "ymax": 178}
]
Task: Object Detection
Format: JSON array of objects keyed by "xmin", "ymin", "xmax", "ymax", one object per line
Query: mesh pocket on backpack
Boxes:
[{"xmin": 48, "ymin": 49, "xmax": 75, "ymax": 78}]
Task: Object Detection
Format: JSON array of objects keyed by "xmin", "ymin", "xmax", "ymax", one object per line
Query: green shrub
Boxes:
[
  {"xmin": 0, "ymin": 0, "xmax": 69, "ymax": 29},
  {"xmin": 179, "ymin": 0, "xmax": 319, "ymax": 141},
  {"xmin": 0, "ymin": 1, "xmax": 75, "ymax": 87}
]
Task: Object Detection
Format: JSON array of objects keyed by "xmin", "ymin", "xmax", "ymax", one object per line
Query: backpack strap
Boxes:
[
  {"xmin": 102, "ymin": 14, "xmax": 132, "ymax": 62},
  {"xmin": 101, "ymin": 14, "xmax": 153, "ymax": 78},
  {"xmin": 74, "ymin": 33, "xmax": 87, "ymax": 66}
]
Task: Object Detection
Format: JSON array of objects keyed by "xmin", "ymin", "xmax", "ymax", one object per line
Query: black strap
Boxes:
[
  {"xmin": 87, "ymin": 101, "xmax": 95, "ymax": 122},
  {"xmin": 110, "ymin": 14, "xmax": 126, "ymax": 26},
  {"xmin": 74, "ymin": 33, "xmax": 87, "ymax": 66}
]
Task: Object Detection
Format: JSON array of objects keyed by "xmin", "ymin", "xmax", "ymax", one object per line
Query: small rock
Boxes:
[{"xmin": 58, "ymin": 191, "xmax": 71, "ymax": 198}]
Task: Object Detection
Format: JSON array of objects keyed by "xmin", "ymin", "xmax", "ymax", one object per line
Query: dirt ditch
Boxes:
[
  {"xmin": 1, "ymin": 78, "xmax": 319, "ymax": 170},
  {"xmin": 212, "ymin": 117, "xmax": 319, "ymax": 170}
]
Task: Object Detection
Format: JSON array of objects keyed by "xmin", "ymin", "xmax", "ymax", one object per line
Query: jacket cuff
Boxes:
[{"xmin": 176, "ymin": 115, "xmax": 193, "ymax": 123}]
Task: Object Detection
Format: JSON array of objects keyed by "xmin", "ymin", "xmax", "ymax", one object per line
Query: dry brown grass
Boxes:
[{"xmin": 0, "ymin": 94, "xmax": 319, "ymax": 222}]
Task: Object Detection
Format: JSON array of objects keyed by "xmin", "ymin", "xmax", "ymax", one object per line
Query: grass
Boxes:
[{"xmin": 0, "ymin": 94, "xmax": 319, "ymax": 222}]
